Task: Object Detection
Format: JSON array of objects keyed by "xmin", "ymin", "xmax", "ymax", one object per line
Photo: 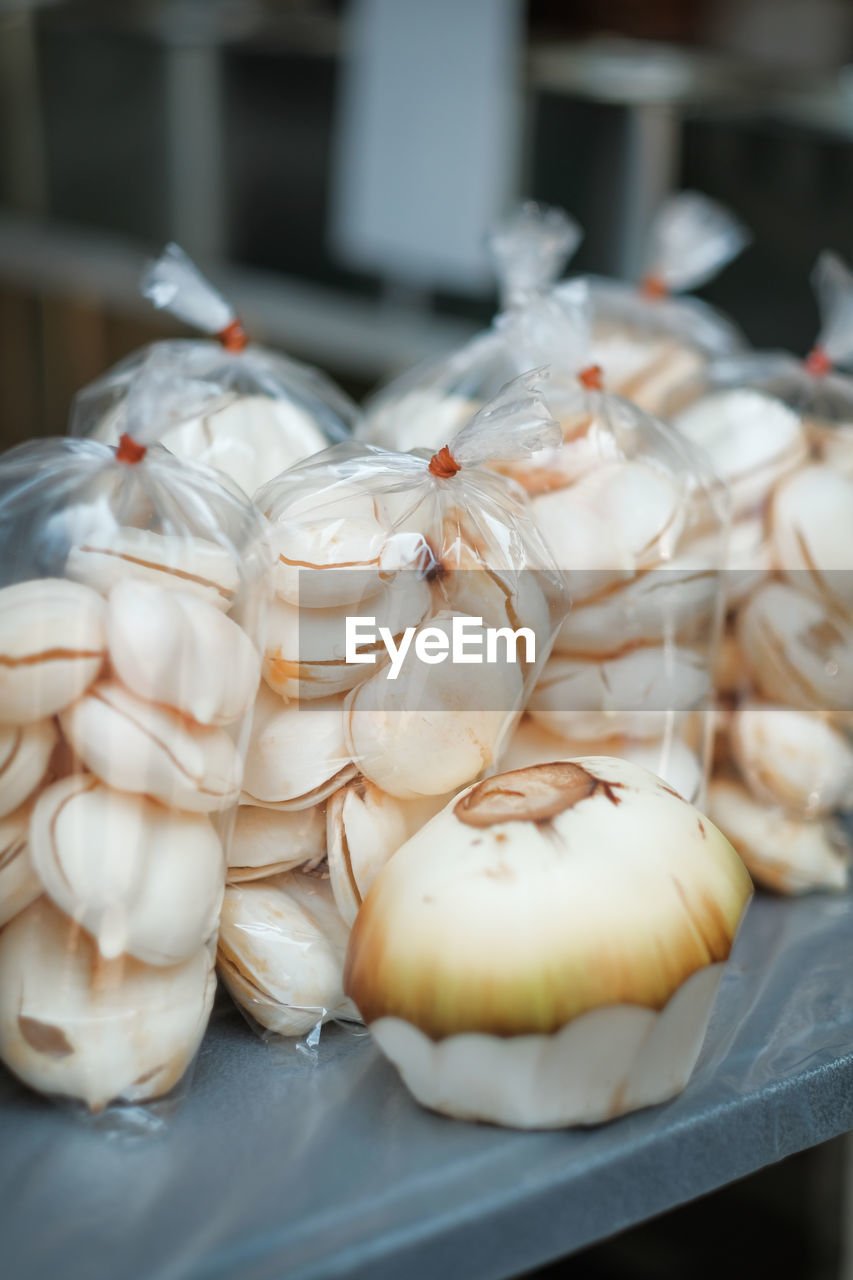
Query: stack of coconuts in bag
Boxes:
[{"xmin": 0, "ymin": 205, "xmax": 847, "ymax": 1130}]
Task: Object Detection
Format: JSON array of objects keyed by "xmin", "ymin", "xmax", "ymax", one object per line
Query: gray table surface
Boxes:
[{"xmin": 2, "ymin": 891, "xmax": 852, "ymax": 1280}]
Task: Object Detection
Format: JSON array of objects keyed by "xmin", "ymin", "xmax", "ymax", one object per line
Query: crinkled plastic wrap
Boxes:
[
  {"xmin": 0, "ymin": 433, "xmax": 270, "ymax": 1122},
  {"xmin": 71, "ymin": 244, "xmax": 357, "ymax": 496},
  {"xmin": 218, "ymin": 373, "xmax": 571, "ymax": 1050},
  {"xmin": 362, "ymin": 203, "xmax": 583, "ymax": 453},
  {"xmin": 433, "ymin": 293, "xmax": 726, "ymax": 813},
  {"xmin": 662, "ymin": 252, "xmax": 853, "ymax": 896},
  {"xmin": 558, "ymin": 191, "xmax": 750, "ymax": 414}
]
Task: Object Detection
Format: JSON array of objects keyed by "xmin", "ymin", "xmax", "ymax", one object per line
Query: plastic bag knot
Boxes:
[
  {"xmin": 428, "ymin": 446, "xmax": 461, "ymax": 479},
  {"xmin": 639, "ymin": 274, "xmax": 668, "ymax": 300},
  {"xmin": 578, "ymin": 364, "xmax": 604, "ymax": 391},
  {"xmin": 218, "ymin": 319, "xmax": 248, "ymax": 353},
  {"xmin": 116, "ymin": 434, "xmax": 147, "ymax": 464},
  {"xmin": 805, "ymin": 346, "xmax": 833, "ymax": 377}
]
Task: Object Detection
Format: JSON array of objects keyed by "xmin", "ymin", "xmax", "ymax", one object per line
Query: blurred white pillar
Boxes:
[
  {"xmin": 0, "ymin": 8, "xmax": 46, "ymax": 215},
  {"xmin": 165, "ymin": 42, "xmax": 225, "ymax": 260},
  {"xmin": 331, "ymin": 0, "xmax": 523, "ymax": 294},
  {"xmin": 618, "ymin": 102, "xmax": 681, "ymax": 281}
]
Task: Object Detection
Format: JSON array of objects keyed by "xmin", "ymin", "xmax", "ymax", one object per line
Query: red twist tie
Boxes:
[
  {"xmin": 116, "ymin": 433, "xmax": 147, "ymax": 464},
  {"xmin": 578, "ymin": 364, "xmax": 604, "ymax": 391},
  {"xmin": 218, "ymin": 318, "xmax": 248, "ymax": 352},
  {"xmin": 639, "ymin": 274, "xmax": 668, "ymax": 300},
  {"xmin": 428, "ymin": 446, "xmax": 461, "ymax": 479},
  {"xmin": 805, "ymin": 346, "xmax": 833, "ymax": 377}
]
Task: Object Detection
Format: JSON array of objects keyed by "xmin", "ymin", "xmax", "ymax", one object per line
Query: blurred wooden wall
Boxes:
[{"xmin": 0, "ymin": 282, "xmax": 181, "ymax": 452}]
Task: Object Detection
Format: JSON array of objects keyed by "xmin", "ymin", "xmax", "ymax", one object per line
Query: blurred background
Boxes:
[
  {"xmin": 0, "ymin": 1, "xmax": 852, "ymax": 1277},
  {"xmin": 3, "ymin": 0, "xmax": 853, "ymax": 451}
]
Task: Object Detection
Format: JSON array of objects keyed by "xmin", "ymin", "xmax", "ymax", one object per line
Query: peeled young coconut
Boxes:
[
  {"xmin": 729, "ymin": 705, "xmax": 853, "ymax": 819},
  {"xmin": 0, "ymin": 898, "xmax": 216, "ymax": 1110},
  {"xmin": 227, "ymin": 803, "xmax": 327, "ymax": 881},
  {"xmin": 771, "ymin": 465, "xmax": 853, "ymax": 617},
  {"xmin": 158, "ymin": 394, "xmax": 330, "ymax": 498},
  {"xmin": 674, "ymin": 389, "xmax": 806, "ymax": 518},
  {"xmin": 707, "ymin": 777, "xmax": 849, "ymax": 894},
  {"xmin": 0, "ymin": 803, "xmax": 41, "ymax": 928},
  {"xmin": 591, "ymin": 332, "xmax": 705, "ymax": 416},
  {"xmin": 737, "ymin": 581, "xmax": 853, "ymax": 712},
  {"xmin": 528, "ymin": 647, "xmax": 710, "ymax": 743},
  {"xmin": 345, "ymin": 757, "xmax": 751, "ymax": 1128},
  {"xmin": 240, "ymin": 684, "xmax": 354, "ymax": 811},
  {"xmin": 218, "ymin": 871, "xmax": 358, "ymax": 1037},
  {"xmin": 326, "ymin": 781, "xmax": 447, "ymax": 926}
]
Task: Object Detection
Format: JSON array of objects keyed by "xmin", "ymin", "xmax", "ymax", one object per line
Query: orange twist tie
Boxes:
[
  {"xmin": 639, "ymin": 273, "xmax": 668, "ymax": 300},
  {"xmin": 218, "ymin": 318, "xmax": 248, "ymax": 352},
  {"xmin": 578, "ymin": 364, "xmax": 604, "ymax": 391},
  {"xmin": 428, "ymin": 446, "xmax": 461, "ymax": 479},
  {"xmin": 116, "ymin": 433, "xmax": 147, "ymax": 464},
  {"xmin": 805, "ymin": 346, "xmax": 832, "ymax": 377}
]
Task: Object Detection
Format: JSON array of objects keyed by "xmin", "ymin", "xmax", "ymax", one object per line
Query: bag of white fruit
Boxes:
[
  {"xmin": 471, "ymin": 291, "xmax": 729, "ymax": 814},
  {"xmin": 0, "ymin": 419, "xmax": 270, "ymax": 1120},
  {"xmin": 555, "ymin": 190, "xmax": 750, "ymax": 415},
  {"xmin": 70, "ymin": 243, "xmax": 357, "ymax": 497},
  {"xmin": 361, "ymin": 202, "xmax": 582, "ymax": 452},
  {"xmin": 217, "ymin": 370, "xmax": 571, "ymax": 1051},
  {"xmin": 659, "ymin": 252, "xmax": 853, "ymax": 896}
]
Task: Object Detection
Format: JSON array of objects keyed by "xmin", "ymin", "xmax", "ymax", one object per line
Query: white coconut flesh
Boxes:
[
  {"xmin": 0, "ymin": 898, "xmax": 216, "ymax": 1111},
  {"xmin": 771, "ymin": 465, "xmax": 853, "ymax": 616},
  {"xmin": 707, "ymin": 777, "xmax": 849, "ymax": 894},
  {"xmin": 729, "ymin": 705, "xmax": 853, "ymax": 818},
  {"xmin": 737, "ymin": 581, "xmax": 853, "ymax": 711},
  {"xmin": 65, "ymin": 527, "xmax": 240, "ymax": 611},
  {"xmin": 241, "ymin": 685, "xmax": 353, "ymax": 810},
  {"xmin": 345, "ymin": 757, "xmax": 751, "ymax": 1127},
  {"xmin": 160, "ymin": 395, "xmax": 329, "ymax": 497},
  {"xmin": 552, "ymin": 549, "xmax": 718, "ymax": 656},
  {"xmin": 344, "ymin": 613, "xmax": 524, "ymax": 799},
  {"xmin": 262, "ymin": 575, "xmax": 432, "ymax": 701},
  {"xmin": 218, "ymin": 872, "xmax": 357, "ymax": 1037},
  {"xmin": 528, "ymin": 648, "xmax": 710, "ymax": 742},
  {"xmin": 227, "ymin": 803, "xmax": 327, "ymax": 880},
  {"xmin": 675, "ymin": 390, "xmax": 806, "ymax": 516}
]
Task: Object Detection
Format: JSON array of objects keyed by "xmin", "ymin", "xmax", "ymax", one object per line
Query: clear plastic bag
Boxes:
[
  {"xmin": 486, "ymin": 308, "xmax": 729, "ymax": 813},
  {"xmin": 366, "ymin": 280, "xmax": 728, "ymax": 813},
  {"xmin": 663, "ymin": 251, "xmax": 853, "ymax": 895},
  {"xmin": 70, "ymin": 243, "xmax": 357, "ymax": 497},
  {"xmin": 217, "ymin": 372, "xmax": 572, "ymax": 1048},
  {"xmin": 0, "ymin": 431, "xmax": 270, "ymax": 1119},
  {"xmin": 558, "ymin": 191, "xmax": 750, "ymax": 414},
  {"xmin": 362, "ymin": 203, "xmax": 583, "ymax": 452}
]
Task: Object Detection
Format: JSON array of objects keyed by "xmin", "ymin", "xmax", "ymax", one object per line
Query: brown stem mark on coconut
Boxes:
[
  {"xmin": 415, "ymin": 538, "xmax": 445, "ymax": 583},
  {"xmin": 658, "ymin": 782, "xmax": 687, "ymax": 803},
  {"xmin": 18, "ymin": 1015, "xmax": 73, "ymax": 1058},
  {"xmin": 0, "ymin": 649, "xmax": 103, "ymax": 669},
  {"xmin": 133, "ymin": 1065, "xmax": 164, "ymax": 1086},
  {"xmin": 801, "ymin": 616, "xmax": 845, "ymax": 660},
  {"xmin": 454, "ymin": 762, "xmax": 624, "ymax": 828},
  {"xmin": 0, "ymin": 836, "xmax": 26, "ymax": 871}
]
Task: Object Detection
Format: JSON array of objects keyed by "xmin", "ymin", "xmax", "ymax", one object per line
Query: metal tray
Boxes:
[{"xmin": 2, "ymin": 891, "xmax": 852, "ymax": 1280}]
